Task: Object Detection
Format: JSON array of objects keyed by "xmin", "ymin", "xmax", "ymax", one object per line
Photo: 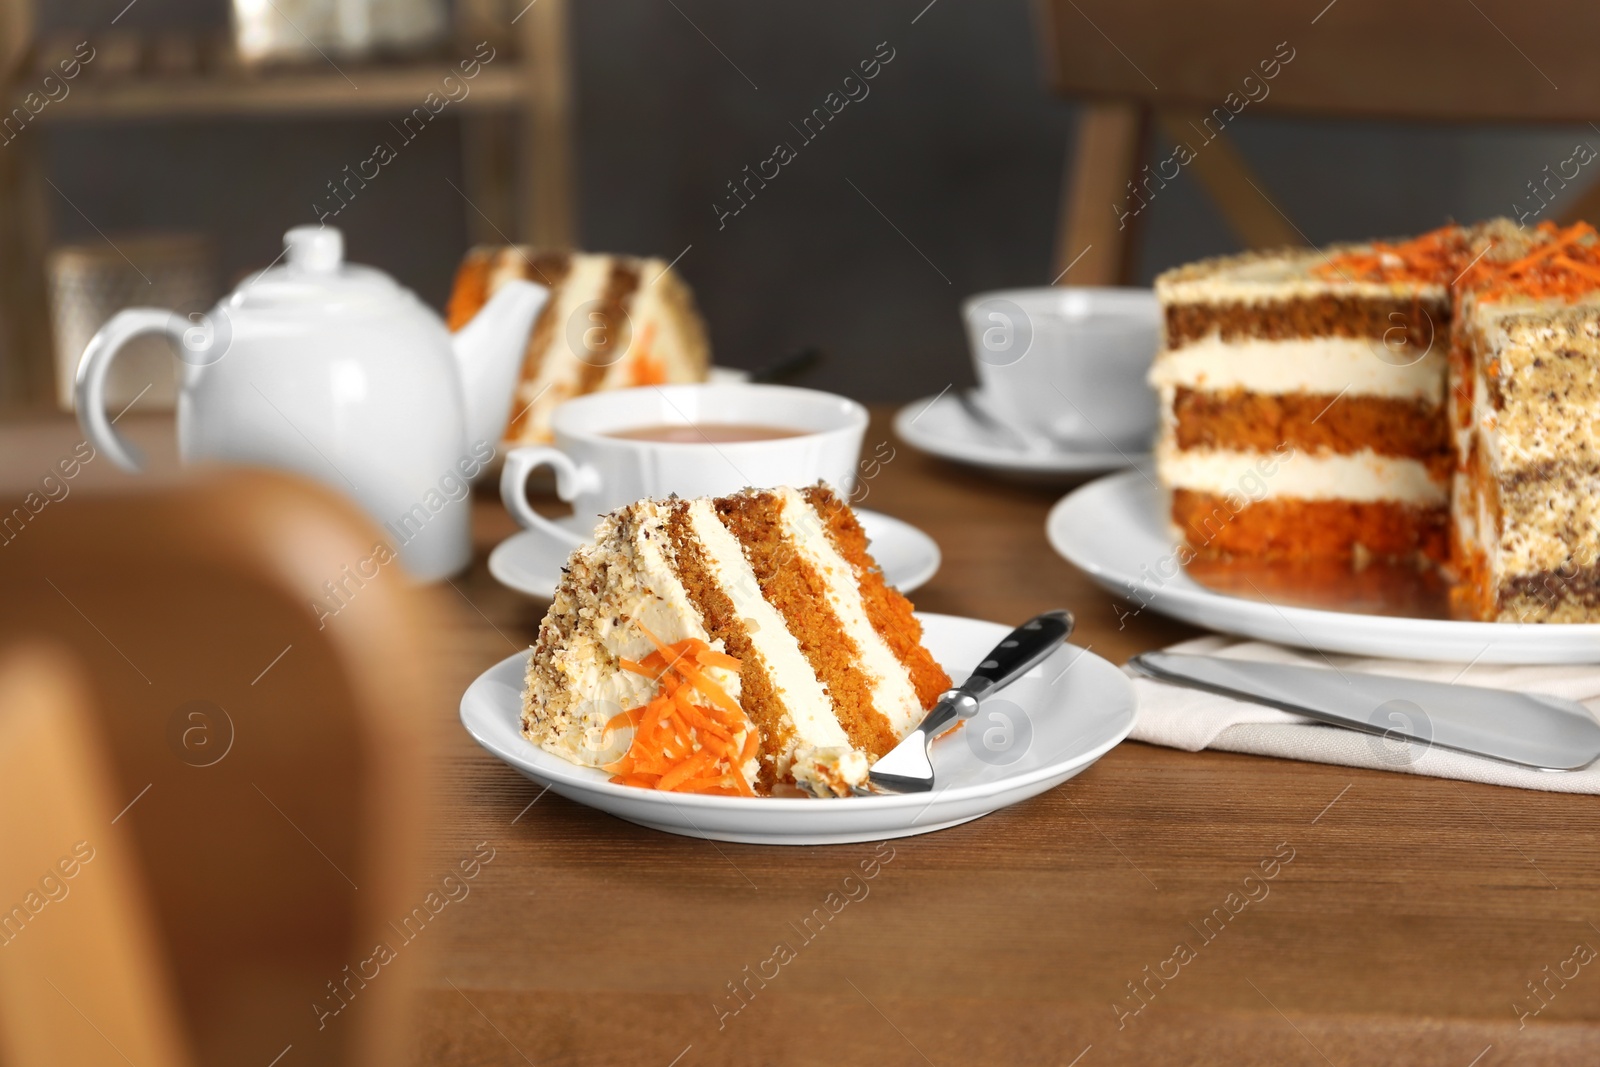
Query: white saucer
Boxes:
[
  {"xmin": 1048, "ymin": 470, "xmax": 1600, "ymax": 664},
  {"xmin": 893, "ymin": 391, "xmax": 1150, "ymax": 478},
  {"xmin": 489, "ymin": 507, "xmax": 940, "ymax": 600},
  {"xmin": 459, "ymin": 613, "xmax": 1136, "ymax": 844}
]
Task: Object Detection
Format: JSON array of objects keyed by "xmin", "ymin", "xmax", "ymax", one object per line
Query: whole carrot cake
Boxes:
[{"xmin": 1151, "ymin": 218, "xmax": 1600, "ymax": 623}]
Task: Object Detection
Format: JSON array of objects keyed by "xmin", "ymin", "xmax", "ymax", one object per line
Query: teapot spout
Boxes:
[{"xmin": 452, "ymin": 278, "xmax": 549, "ymax": 447}]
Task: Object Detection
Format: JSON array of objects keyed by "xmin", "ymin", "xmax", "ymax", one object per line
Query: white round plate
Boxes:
[
  {"xmin": 1048, "ymin": 470, "xmax": 1600, "ymax": 664},
  {"xmin": 459, "ymin": 613, "xmax": 1136, "ymax": 845},
  {"xmin": 489, "ymin": 507, "xmax": 940, "ymax": 601},
  {"xmin": 893, "ymin": 391, "xmax": 1149, "ymax": 477}
]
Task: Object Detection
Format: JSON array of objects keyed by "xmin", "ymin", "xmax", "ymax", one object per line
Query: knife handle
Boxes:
[{"xmin": 962, "ymin": 609, "xmax": 1075, "ymax": 698}]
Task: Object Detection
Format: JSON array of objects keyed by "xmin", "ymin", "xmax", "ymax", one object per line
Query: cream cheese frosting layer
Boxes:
[
  {"xmin": 1156, "ymin": 444, "xmax": 1447, "ymax": 505},
  {"xmin": 1156, "ymin": 248, "xmax": 1447, "ymax": 306},
  {"xmin": 1149, "ymin": 337, "xmax": 1446, "ymax": 403},
  {"xmin": 681, "ymin": 498, "xmax": 851, "ymax": 760},
  {"xmin": 773, "ymin": 486, "xmax": 924, "ymax": 739}
]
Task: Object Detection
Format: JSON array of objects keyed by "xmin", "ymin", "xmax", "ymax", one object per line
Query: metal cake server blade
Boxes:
[
  {"xmin": 1128, "ymin": 651, "xmax": 1600, "ymax": 772},
  {"xmin": 857, "ymin": 609, "xmax": 1076, "ymax": 795}
]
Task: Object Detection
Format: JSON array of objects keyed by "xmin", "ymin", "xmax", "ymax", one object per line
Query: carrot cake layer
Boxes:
[
  {"xmin": 447, "ymin": 247, "xmax": 710, "ymax": 443},
  {"xmin": 1170, "ymin": 388, "xmax": 1448, "ymax": 460},
  {"xmin": 1173, "ymin": 489, "xmax": 1449, "ymax": 563},
  {"xmin": 522, "ymin": 486, "xmax": 949, "ymax": 797},
  {"xmin": 1164, "ymin": 295, "xmax": 1446, "ymax": 348}
]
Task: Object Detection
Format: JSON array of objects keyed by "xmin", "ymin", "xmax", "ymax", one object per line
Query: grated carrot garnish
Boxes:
[
  {"xmin": 602, "ymin": 624, "xmax": 758, "ymax": 796},
  {"xmin": 695, "ymin": 648, "xmax": 742, "ymax": 671},
  {"xmin": 1312, "ymin": 219, "xmax": 1600, "ymax": 305}
]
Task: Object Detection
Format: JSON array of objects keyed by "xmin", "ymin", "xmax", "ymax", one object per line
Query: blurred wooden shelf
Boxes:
[
  {"xmin": 33, "ymin": 61, "xmax": 530, "ymax": 122},
  {"xmin": 0, "ymin": 2, "xmax": 575, "ymax": 411}
]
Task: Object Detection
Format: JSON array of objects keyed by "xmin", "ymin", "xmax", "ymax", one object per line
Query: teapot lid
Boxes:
[{"xmin": 227, "ymin": 226, "xmax": 408, "ymax": 313}]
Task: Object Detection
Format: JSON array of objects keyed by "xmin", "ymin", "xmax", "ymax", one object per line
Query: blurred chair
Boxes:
[
  {"xmin": 0, "ymin": 467, "xmax": 447, "ymax": 1067},
  {"xmin": 0, "ymin": 643, "xmax": 194, "ymax": 1067},
  {"xmin": 1038, "ymin": 0, "xmax": 1600, "ymax": 283}
]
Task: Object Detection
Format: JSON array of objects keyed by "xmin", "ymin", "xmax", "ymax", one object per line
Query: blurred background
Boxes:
[{"xmin": 3, "ymin": 0, "xmax": 1598, "ymax": 408}]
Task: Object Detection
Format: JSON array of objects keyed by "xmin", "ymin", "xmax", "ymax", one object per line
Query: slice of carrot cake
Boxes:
[
  {"xmin": 1448, "ymin": 221, "xmax": 1600, "ymax": 621},
  {"xmin": 446, "ymin": 247, "xmax": 710, "ymax": 444},
  {"xmin": 522, "ymin": 485, "xmax": 950, "ymax": 797}
]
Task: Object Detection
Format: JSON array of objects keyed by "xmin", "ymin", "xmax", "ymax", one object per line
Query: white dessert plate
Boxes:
[
  {"xmin": 893, "ymin": 391, "xmax": 1149, "ymax": 478},
  {"xmin": 488, "ymin": 507, "xmax": 940, "ymax": 601},
  {"xmin": 1048, "ymin": 470, "xmax": 1600, "ymax": 664},
  {"xmin": 459, "ymin": 613, "xmax": 1136, "ymax": 845}
]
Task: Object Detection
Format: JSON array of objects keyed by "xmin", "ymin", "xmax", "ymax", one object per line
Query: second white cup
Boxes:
[
  {"xmin": 500, "ymin": 382, "xmax": 869, "ymax": 545},
  {"xmin": 964, "ymin": 286, "xmax": 1160, "ymax": 449}
]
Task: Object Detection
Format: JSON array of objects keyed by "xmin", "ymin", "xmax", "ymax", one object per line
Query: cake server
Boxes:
[
  {"xmin": 1127, "ymin": 651, "xmax": 1600, "ymax": 772},
  {"xmin": 863, "ymin": 609, "xmax": 1076, "ymax": 794}
]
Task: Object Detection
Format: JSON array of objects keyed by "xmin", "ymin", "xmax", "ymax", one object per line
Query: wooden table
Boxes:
[{"xmin": 420, "ymin": 406, "xmax": 1599, "ymax": 1066}]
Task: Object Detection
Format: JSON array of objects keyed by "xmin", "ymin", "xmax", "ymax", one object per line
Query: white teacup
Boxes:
[
  {"xmin": 963, "ymin": 287, "xmax": 1160, "ymax": 449},
  {"xmin": 500, "ymin": 383, "xmax": 868, "ymax": 545}
]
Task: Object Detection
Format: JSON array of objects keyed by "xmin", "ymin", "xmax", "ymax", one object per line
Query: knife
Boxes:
[
  {"xmin": 865, "ymin": 609, "xmax": 1075, "ymax": 793},
  {"xmin": 1127, "ymin": 651, "xmax": 1600, "ymax": 772}
]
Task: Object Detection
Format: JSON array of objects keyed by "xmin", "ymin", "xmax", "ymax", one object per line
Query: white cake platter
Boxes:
[
  {"xmin": 1048, "ymin": 470, "xmax": 1600, "ymax": 664},
  {"xmin": 459, "ymin": 613, "xmax": 1136, "ymax": 845}
]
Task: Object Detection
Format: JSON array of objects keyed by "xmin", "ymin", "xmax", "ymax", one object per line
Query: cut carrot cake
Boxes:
[
  {"xmin": 1153, "ymin": 217, "xmax": 1600, "ymax": 622},
  {"xmin": 447, "ymin": 247, "xmax": 710, "ymax": 444},
  {"xmin": 522, "ymin": 485, "xmax": 950, "ymax": 797},
  {"xmin": 1151, "ymin": 229, "xmax": 1467, "ymax": 564}
]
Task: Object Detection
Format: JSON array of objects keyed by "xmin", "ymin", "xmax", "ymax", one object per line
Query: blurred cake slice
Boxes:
[
  {"xmin": 522, "ymin": 485, "xmax": 950, "ymax": 797},
  {"xmin": 1151, "ymin": 229, "xmax": 1468, "ymax": 564},
  {"xmin": 447, "ymin": 247, "xmax": 711, "ymax": 443}
]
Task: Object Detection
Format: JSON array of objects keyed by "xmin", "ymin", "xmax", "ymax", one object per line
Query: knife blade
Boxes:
[
  {"xmin": 1128, "ymin": 651, "xmax": 1600, "ymax": 772},
  {"xmin": 866, "ymin": 609, "xmax": 1075, "ymax": 793}
]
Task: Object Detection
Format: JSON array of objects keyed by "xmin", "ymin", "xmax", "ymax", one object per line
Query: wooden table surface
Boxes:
[{"xmin": 418, "ymin": 406, "xmax": 1600, "ymax": 1066}]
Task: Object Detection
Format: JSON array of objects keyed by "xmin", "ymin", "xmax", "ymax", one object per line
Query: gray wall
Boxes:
[{"xmin": 41, "ymin": 0, "xmax": 1600, "ymax": 401}]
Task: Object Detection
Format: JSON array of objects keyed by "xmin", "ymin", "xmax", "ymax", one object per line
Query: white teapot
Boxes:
[{"xmin": 75, "ymin": 226, "xmax": 548, "ymax": 580}]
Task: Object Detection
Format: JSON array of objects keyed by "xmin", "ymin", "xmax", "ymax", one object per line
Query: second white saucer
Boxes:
[
  {"xmin": 894, "ymin": 390, "xmax": 1149, "ymax": 477},
  {"xmin": 489, "ymin": 507, "xmax": 941, "ymax": 601}
]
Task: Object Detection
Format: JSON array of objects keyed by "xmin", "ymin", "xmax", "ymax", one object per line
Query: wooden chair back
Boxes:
[
  {"xmin": 1036, "ymin": 0, "xmax": 1600, "ymax": 282},
  {"xmin": 0, "ymin": 467, "xmax": 447, "ymax": 1067},
  {"xmin": 0, "ymin": 643, "xmax": 194, "ymax": 1067}
]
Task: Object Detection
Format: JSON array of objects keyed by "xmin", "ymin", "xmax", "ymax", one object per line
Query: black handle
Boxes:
[{"xmin": 963, "ymin": 610, "xmax": 1075, "ymax": 697}]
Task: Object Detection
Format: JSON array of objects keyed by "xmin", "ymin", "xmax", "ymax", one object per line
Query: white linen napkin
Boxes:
[{"xmin": 1126, "ymin": 635, "xmax": 1600, "ymax": 794}]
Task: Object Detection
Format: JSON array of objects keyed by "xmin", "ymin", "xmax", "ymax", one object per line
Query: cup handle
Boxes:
[
  {"xmin": 74, "ymin": 308, "xmax": 184, "ymax": 472},
  {"xmin": 499, "ymin": 446, "xmax": 601, "ymax": 546}
]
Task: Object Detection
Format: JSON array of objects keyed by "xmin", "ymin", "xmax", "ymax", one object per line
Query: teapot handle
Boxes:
[{"xmin": 74, "ymin": 308, "xmax": 186, "ymax": 472}]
